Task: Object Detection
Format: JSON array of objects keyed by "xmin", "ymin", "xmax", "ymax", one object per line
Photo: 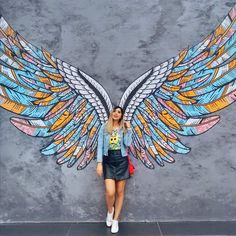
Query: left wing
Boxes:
[
  {"xmin": 119, "ymin": 5, "xmax": 236, "ymax": 169},
  {"xmin": 0, "ymin": 16, "xmax": 113, "ymax": 170}
]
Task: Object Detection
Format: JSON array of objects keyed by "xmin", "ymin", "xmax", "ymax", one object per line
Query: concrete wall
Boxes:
[{"xmin": 0, "ymin": 0, "xmax": 236, "ymax": 222}]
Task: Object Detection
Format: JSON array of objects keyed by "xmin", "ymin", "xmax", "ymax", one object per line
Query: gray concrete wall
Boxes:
[{"xmin": 0, "ymin": 0, "xmax": 236, "ymax": 222}]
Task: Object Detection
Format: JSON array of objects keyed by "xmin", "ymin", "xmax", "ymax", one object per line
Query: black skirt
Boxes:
[{"xmin": 103, "ymin": 149, "xmax": 130, "ymax": 180}]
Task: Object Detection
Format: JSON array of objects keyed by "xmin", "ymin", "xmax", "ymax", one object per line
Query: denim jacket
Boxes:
[{"xmin": 96, "ymin": 123, "xmax": 133, "ymax": 163}]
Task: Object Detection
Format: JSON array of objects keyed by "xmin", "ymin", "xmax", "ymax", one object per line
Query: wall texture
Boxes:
[{"xmin": 0, "ymin": 0, "xmax": 236, "ymax": 222}]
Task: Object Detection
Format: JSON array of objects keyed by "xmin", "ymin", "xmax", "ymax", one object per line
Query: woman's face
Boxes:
[{"xmin": 112, "ymin": 108, "xmax": 122, "ymax": 122}]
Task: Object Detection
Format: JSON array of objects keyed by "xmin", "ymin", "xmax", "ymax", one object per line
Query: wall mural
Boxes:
[{"xmin": 0, "ymin": 4, "xmax": 235, "ymax": 171}]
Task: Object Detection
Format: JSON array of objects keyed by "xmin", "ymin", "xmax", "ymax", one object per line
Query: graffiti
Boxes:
[{"xmin": 0, "ymin": 5, "xmax": 236, "ymax": 170}]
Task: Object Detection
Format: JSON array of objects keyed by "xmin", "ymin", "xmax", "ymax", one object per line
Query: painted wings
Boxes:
[
  {"xmin": 120, "ymin": 5, "xmax": 236, "ymax": 169},
  {"xmin": 0, "ymin": 16, "xmax": 112, "ymax": 170}
]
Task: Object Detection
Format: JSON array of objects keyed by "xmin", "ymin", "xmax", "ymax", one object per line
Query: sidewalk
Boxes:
[{"xmin": 1, "ymin": 221, "xmax": 236, "ymax": 236}]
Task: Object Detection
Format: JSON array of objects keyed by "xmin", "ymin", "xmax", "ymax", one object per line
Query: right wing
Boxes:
[{"xmin": 119, "ymin": 4, "xmax": 236, "ymax": 169}]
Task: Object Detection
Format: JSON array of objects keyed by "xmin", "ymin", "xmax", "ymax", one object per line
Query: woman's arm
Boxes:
[
  {"xmin": 123, "ymin": 128, "xmax": 133, "ymax": 147},
  {"xmin": 96, "ymin": 123, "xmax": 104, "ymax": 177},
  {"xmin": 96, "ymin": 123, "xmax": 104, "ymax": 163}
]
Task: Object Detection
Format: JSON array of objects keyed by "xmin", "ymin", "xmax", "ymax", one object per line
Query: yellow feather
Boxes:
[
  {"xmin": 158, "ymin": 110, "xmax": 181, "ymax": 130},
  {"xmin": 50, "ymin": 111, "xmax": 74, "ymax": 131}
]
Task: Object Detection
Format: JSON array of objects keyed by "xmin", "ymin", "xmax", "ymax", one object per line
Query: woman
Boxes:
[{"xmin": 96, "ymin": 105, "xmax": 133, "ymax": 234}]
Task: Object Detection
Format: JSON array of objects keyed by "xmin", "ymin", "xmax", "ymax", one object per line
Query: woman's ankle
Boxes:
[{"xmin": 108, "ymin": 206, "xmax": 114, "ymax": 214}]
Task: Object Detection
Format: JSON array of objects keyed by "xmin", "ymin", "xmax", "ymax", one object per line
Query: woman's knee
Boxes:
[
  {"xmin": 106, "ymin": 188, "xmax": 115, "ymax": 198},
  {"xmin": 116, "ymin": 180, "xmax": 126, "ymax": 197},
  {"xmin": 116, "ymin": 187, "xmax": 125, "ymax": 197}
]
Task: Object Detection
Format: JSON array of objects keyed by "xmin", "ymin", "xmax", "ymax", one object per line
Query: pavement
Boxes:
[{"xmin": 1, "ymin": 221, "xmax": 236, "ymax": 236}]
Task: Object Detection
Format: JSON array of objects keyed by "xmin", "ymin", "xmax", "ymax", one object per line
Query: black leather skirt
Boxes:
[{"xmin": 103, "ymin": 149, "xmax": 130, "ymax": 181}]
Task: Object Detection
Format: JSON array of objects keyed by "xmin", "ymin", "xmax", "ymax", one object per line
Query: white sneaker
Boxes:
[
  {"xmin": 106, "ymin": 207, "xmax": 114, "ymax": 227},
  {"xmin": 111, "ymin": 219, "xmax": 119, "ymax": 233}
]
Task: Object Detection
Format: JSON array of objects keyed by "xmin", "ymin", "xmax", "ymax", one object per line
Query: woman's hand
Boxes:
[
  {"xmin": 96, "ymin": 162, "xmax": 103, "ymax": 177},
  {"xmin": 124, "ymin": 121, "xmax": 131, "ymax": 129}
]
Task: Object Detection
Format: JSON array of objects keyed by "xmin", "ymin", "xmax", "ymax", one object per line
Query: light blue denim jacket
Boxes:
[{"xmin": 96, "ymin": 123, "xmax": 133, "ymax": 163}]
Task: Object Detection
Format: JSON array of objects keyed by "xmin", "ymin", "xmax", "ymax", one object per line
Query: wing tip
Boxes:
[
  {"xmin": 145, "ymin": 161, "xmax": 155, "ymax": 169},
  {"xmin": 197, "ymin": 115, "xmax": 220, "ymax": 135},
  {"xmin": 10, "ymin": 117, "xmax": 36, "ymax": 136},
  {"xmin": 77, "ymin": 161, "xmax": 89, "ymax": 170},
  {"xmin": 77, "ymin": 165, "xmax": 85, "ymax": 170}
]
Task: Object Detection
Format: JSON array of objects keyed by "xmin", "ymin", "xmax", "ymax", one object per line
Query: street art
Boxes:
[{"xmin": 0, "ymin": 5, "xmax": 236, "ymax": 170}]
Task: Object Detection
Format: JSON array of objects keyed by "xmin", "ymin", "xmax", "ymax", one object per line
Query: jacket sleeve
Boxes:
[
  {"xmin": 96, "ymin": 123, "xmax": 104, "ymax": 163},
  {"xmin": 123, "ymin": 128, "xmax": 133, "ymax": 147}
]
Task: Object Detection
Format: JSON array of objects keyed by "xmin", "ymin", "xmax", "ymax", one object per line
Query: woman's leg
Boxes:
[
  {"xmin": 104, "ymin": 179, "xmax": 116, "ymax": 213},
  {"xmin": 113, "ymin": 179, "xmax": 126, "ymax": 220}
]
